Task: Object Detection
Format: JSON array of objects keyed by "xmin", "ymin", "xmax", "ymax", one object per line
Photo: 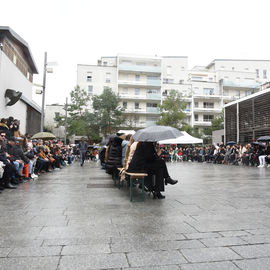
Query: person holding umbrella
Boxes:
[{"xmin": 127, "ymin": 126, "xmax": 180, "ymax": 199}]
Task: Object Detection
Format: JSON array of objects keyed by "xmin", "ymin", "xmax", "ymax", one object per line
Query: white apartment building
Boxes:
[
  {"xmin": 77, "ymin": 56, "xmax": 270, "ymax": 133},
  {"xmin": 45, "ymin": 104, "xmax": 66, "ymax": 138}
]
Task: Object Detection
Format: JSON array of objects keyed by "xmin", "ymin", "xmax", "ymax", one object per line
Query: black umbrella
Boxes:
[
  {"xmin": 257, "ymin": 136, "xmax": 270, "ymax": 142},
  {"xmin": 251, "ymin": 141, "xmax": 266, "ymax": 148},
  {"xmin": 226, "ymin": 141, "xmax": 237, "ymax": 146},
  {"xmin": 133, "ymin": 125, "xmax": 183, "ymax": 142}
]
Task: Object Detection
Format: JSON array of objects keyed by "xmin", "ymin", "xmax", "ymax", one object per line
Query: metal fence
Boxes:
[{"xmin": 225, "ymin": 90, "xmax": 270, "ymax": 144}]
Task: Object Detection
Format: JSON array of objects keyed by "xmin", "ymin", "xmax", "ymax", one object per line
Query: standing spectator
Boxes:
[{"xmin": 79, "ymin": 137, "xmax": 88, "ymax": 166}]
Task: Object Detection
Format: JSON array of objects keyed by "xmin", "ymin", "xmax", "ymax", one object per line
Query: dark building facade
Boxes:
[{"xmin": 225, "ymin": 84, "xmax": 270, "ymax": 144}]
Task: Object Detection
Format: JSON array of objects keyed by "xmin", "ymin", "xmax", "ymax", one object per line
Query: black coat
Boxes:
[
  {"xmin": 127, "ymin": 142, "xmax": 158, "ymax": 173},
  {"xmin": 106, "ymin": 136, "xmax": 123, "ymax": 170}
]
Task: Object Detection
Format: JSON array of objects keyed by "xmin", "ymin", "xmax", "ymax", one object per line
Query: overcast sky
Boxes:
[{"xmin": 2, "ymin": 0, "xmax": 270, "ymax": 105}]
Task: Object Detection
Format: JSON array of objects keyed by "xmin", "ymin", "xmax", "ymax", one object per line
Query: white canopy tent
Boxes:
[
  {"xmin": 117, "ymin": 130, "xmax": 136, "ymax": 135},
  {"xmin": 159, "ymin": 131, "xmax": 203, "ymax": 144}
]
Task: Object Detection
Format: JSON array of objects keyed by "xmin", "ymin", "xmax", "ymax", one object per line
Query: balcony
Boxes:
[
  {"xmin": 193, "ymin": 94, "xmax": 222, "ymax": 100},
  {"xmin": 118, "ymin": 79, "xmax": 161, "ymax": 88},
  {"xmin": 119, "ymin": 93, "xmax": 161, "ymax": 101},
  {"xmin": 222, "ymin": 80, "xmax": 260, "ymax": 89},
  {"xmin": 146, "ymin": 120, "xmax": 157, "ymax": 127},
  {"xmin": 183, "ymin": 109, "xmax": 192, "ymax": 115},
  {"xmin": 193, "ymin": 107, "xmax": 222, "ymax": 113},
  {"xmin": 118, "ymin": 64, "xmax": 161, "ymax": 74},
  {"xmin": 222, "ymin": 95, "xmax": 238, "ymax": 101},
  {"xmin": 146, "ymin": 93, "xmax": 161, "ymax": 100},
  {"xmin": 193, "ymin": 121, "xmax": 212, "ymax": 127},
  {"xmin": 146, "ymin": 107, "xmax": 160, "ymax": 114},
  {"xmin": 123, "ymin": 107, "xmax": 160, "ymax": 115}
]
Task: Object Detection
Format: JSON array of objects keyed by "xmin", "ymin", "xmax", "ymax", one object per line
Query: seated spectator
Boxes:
[
  {"xmin": 0, "ymin": 132, "xmax": 17, "ymax": 189},
  {"xmin": 127, "ymin": 142, "xmax": 178, "ymax": 199},
  {"xmin": 0, "ymin": 118, "xmax": 10, "ymax": 139},
  {"xmin": 6, "ymin": 137, "xmax": 24, "ymax": 180}
]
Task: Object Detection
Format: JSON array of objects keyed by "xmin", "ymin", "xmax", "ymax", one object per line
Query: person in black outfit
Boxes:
[
  {"xmin": 0, "ymin": 132, "xmax": 17, "ymax": 189},
  {"xmin": 127, "ymin": 142, "xmax": 178, "ymax": 199},
  {"xmin": 105, "ymin": 135, "xmax": 123, "ymax": 174}
]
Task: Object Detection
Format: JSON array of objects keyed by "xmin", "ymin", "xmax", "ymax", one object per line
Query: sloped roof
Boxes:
[{"xmin": 0, "ymin": 26, "xmax": 38, "ymax": 74}]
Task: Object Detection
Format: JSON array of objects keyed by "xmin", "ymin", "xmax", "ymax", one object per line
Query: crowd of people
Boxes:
[
  {"xmin": 99, "ymin": 133, "xmax": 179, "ymax": 200},
  {"xmin": 159, "ymin": 143, "xmax": 270, "ymax": 167},
  {"xmin": 0, "ymin": 117, "xmax": 74, "ymax": 193}
]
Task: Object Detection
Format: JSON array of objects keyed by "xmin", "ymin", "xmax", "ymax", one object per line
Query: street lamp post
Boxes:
[{"xmin": 40, "ymin": 52, "xmax": 47, "ymax": 132}]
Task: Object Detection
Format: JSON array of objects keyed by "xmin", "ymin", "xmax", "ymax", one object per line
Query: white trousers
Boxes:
[{"xmin": 259, "ymin": 155, "xmax": 267, "ymax": 166}]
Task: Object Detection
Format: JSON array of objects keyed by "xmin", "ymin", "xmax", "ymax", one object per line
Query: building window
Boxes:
[
  {"xmin": 87, "ymin": 75, "xmax": 92, "ymax": 82},
  {"xmin": 194, "ymin": 102, "xmax": 198, "ymax": 108},
  {"xmin": 135, "ymin": 74, "xmax": 140, "ymax": 81},
  {"xmin": 103, "ymin": 61, "xmax": 107, "ymax": 66},
  {"xmin": 106, "ymin": 72, "xmax": 111, "ymax": 83},
  {"xmin": 135, "ymin": 88, "xmax": 140, "ymax": 95},
  {"xmin": 191, "ymin": 76, "xmax": 203, "ymax": 81},
  {"xmin": 88, "ymin": 85, "xmax": 93, "ymax": 95},
  {"xmin": 135, "ymin": 102, "xmax": 140, "ymax": 109},
  {"xmin": 167, "ymin": 66, "xmax": 172, "ymax": 75},
  {"xmin": 203, "ymin": 88, "xmax": 214, "ymax": 95},
  {"xmin": 122, "ymin": 88, "xmax": 128, "ymax": 94},
  {"xmin": 146, "ymin": 103, "xmax": 157, "ymax": 107},
  {"xmin": 232, "ymin": 67, "xmax": 235, "ymax": 70},
  {"xmin": 163, "ymin": 78, "xmax": 174, "ymax": 84},
  {"xmin": 263, "ymin": 70, "xmax": 267, "ymax": 79},
  {"xmin": 123, "ymin": 102, "xmax": 127, "ymax": 109},
  {"xmin": 235, "ymin": 90, "xmax": 240, "ymax": 97},
  {"xmin": 256, "ymin": 69, "xmax": 259, "ymax": 78},
  {"xmin": 245, "ymin": 91, "xmax": 252, "ymax": 96},
  {"xmin": 179, "ymin": 80, "xmax": 184, "ymax": 84},
  {"xmin": 203, "ymin": 102, "xmax": 214, "ymax": 108},
  {"xmin": 194, "ymin": 114, "xmax": 198, "ymax": 121},
  {"xmin": 203, "ymin": 115, "xmax": 214, "ymax": 122},
  {"xmin": 147, "ymin": 75, "xmax": 159, "ymax": 80},
  {"xmin": 147, "ymin": 89, "xmax": 159, "ymax": 94}
]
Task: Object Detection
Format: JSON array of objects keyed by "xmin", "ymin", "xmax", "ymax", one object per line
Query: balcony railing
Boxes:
[
  {"xmin": 146, "ymin": 120, "xmax": 157, "ymax": 127},
  {"xmin": 193, "ymin": 108, "xmax": 222, "ymax": 113},
  {"xmin": 118, "ymin": 64, "xmax": 161, "ymax": 73},
  {"xmin": 119, "ymin": 93, "xmax": 161, "ymax": 101},
  {"xmin": 222, "ymin": 80, "xmax": 260, "ymax": 89},
  {"xmin": 193, "ymin": 121, "xmax": 212, "ymax": 126},
  {"xmin": 118, "ymin": 79, "xmax": 161, "ymax": 87},
  {"xmin": 146, "ymin": 107, "xmax": 160, "ymax": 114}
]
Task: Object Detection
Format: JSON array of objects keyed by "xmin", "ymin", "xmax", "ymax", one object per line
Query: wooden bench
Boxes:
[{"xmin": 116, "ymin": 168, "xmax": 148, "ymax": 202}]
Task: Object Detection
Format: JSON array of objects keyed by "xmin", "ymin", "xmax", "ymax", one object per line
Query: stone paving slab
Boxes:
[
  {"xmin": 180, "ymin": 261, "xmax": 239, "ymax": 270},
  {"xmin": 181, "ymin": 247, "xmax": 241, "ymax": 263},
  {"xmin": 127, "ymin": 250, "xmax": 187, "ymax": 267},
  {"xmin": 8, "ymin": 246, "xmax": 62, "ymax": 257},
  {"xmin": 59, "ymin": 253, "xmax": 129, "ymax": 269},
  {"xmin": 234, "ymin": 257, "xmax": 270, "ymax": 270},
  {"xmin": 1, "ymin": 162, "xmax": 270, "ymax": 269},
  {"xmin": 231, "ymin": 243, "xmax": 270, "ymax": 258},
  {"xmin": 0, "ymin": 256, "xmax": 59, "ymax": 270}
]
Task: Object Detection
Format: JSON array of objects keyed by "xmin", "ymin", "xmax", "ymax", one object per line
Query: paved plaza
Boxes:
[{"xmin": 1, "ymin": 161, "xmax": 270, "ymax": 269}]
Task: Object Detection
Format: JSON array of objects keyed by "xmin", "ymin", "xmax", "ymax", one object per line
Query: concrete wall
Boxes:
[
  {"xmin": 0, "ymin": 50, "xmax": 33, "ymax": 134},
  {"xmin": 212, "ymin": 129, "xmax": 224, "ymax": 145}
]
